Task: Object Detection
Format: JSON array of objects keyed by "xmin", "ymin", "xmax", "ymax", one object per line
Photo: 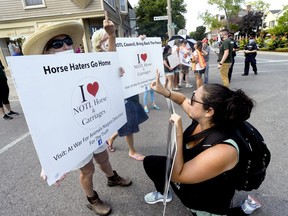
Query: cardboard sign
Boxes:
[
  {"xmin": 7, "ymin": 52, "xmax": 127, "ymax": 185},
  {"xmin": 116, "ymin": 37, "xmax": 165, "ymax": 96}
]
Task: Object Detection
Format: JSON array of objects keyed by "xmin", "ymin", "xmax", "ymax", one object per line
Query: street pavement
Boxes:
[{"xmin": 1, "ymin": 50, "xmax": 288, "ymax": 216}]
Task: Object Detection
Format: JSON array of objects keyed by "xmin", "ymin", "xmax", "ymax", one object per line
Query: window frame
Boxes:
[
  {"xmin": 22, "ymin": 0, "xmax": 46, "ymax": 9},
  {"xmin": 119, "ymin": 0, "xmax": 128, "ymax": 14},
  {"xmin": 104, "ymin": 0, "xmax": 116, "ymax": 10}
]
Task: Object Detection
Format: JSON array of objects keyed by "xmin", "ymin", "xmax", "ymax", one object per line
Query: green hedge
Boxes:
[
  {"xmin": 275, "ymin": 47, "xmax": 288, "ymax": 52},
  {"xmin": 258, "ymin": 47, "xmax": 288, "ymax": 52}
]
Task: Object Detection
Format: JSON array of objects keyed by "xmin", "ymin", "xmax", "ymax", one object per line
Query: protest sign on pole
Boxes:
[
  {"xmin": 115, "ymin": 37, "xmax": 165, "ymax": 98},
  {"xmin": 7, "ymin": 52, "xmax": 127, "ymax": 185},
  {"xmin": 162, "ymin": 99, "xmax": 177, "ymax": 216}
]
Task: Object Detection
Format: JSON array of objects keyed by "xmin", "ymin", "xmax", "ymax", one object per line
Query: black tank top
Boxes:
[{"xmin": 171, "ymin": 121, "xmax": 237, "ymax": 215}]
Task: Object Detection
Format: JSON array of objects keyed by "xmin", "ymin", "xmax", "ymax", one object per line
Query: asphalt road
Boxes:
[{"xmin": 1, "ymin": 50, "xmax": 288, "ymax": 216}]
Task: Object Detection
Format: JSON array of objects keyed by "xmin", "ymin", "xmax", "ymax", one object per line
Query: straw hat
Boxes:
[{"xmin": 23, "ymin": 20, "xmax": 84, "ymax": 55}]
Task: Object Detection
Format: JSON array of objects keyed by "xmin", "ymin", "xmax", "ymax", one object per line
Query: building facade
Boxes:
[
  {"xmin": 0, "ymin": 0, "xmax": 133, "ymax": 68},
  {"xmin": 263, "ymin": 9, "xmax": 285, "ymax": 30}
]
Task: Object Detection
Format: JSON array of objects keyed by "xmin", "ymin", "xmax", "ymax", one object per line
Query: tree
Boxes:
[
  {"xmin": 238, "ymin": 11, "xmax": 263, "ymax": 36},
  {"xmin": 205, "ymin": 0, "xmax": 245, "ymax": 31},
  {"xmin": 247, "ymin": 0, "xmax": 270, "ymax": 12},
  {"xmin": 135, "ymin": 0, "xmax": 186, "ymax": 39},
  {"xmin": 247, "ymin": 0, "xmax": 270, "ymax": 30},
  {"xmin": 189, "ymin": 26, "xmax": 206, "ymax": 41},
  {"xmin": 199, "ymin": 11, "xmax": 222, "ymax": 30}
]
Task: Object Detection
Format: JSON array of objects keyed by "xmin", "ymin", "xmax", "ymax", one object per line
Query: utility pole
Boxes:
[{"xmin": 167, "ymin": 0, "xmax": 173, "ymax": 39}]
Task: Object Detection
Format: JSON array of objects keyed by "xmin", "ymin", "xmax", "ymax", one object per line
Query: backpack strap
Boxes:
[
  {"xmin": 184, "ymin": 122, "xmax": 229, "ymax": 147},
  {"xmin": 223, "ymin": 139, "xmax": 240, "ymax": 162}
]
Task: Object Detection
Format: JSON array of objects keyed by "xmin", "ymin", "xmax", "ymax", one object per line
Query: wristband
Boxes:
[{"xmin": 165, "ymin": 89, "xmax": 171, "ymax": 98}]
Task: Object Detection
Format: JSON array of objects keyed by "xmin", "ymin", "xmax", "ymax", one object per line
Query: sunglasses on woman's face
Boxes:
[
  {"xmin": 191, "ymin": 91, "xmax": 206, "ymax": 106},
  {"xmin": 45, "ymin": 36, "xmax": 73, "ymax": 50}
]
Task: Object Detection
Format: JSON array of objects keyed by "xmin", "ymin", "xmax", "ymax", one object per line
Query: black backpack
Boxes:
[{"xmin": 188, "ymin": 121, "xmax": 271, "ymax": 191}]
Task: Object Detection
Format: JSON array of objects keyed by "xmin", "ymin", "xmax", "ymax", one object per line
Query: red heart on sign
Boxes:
[
  {"xmin": 141, "ymin": 53, "xmax": 147, "ymax": 62},
  {"xmin": 87, "ymin": 82, "xmax": 99, "ymax": 97}
]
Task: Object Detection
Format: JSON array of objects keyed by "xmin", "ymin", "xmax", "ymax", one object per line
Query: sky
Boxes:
[{"xmin": 128, "ymin": 0, "xmax": 286, "ymax": 33}]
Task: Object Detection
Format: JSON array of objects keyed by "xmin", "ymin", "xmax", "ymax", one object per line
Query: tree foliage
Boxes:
[
  {"xmin": 189, "ymin": 26, "xmax": 207, "ymax": 41},
  {"xmin": 199, "ymin": 11, "xmax": 222, "ymax": 30},
  {"xmin": 238, "ymin": 11, "xmax": 263, "ymax": 36},
  {"xmin": 207, "ymin": 0, "xmax": 244, "ymax": 31},
  {"xmin": 135, "ymin": 0, "xmax": 186, "ymax": 39},
  {"xmin": 247, "ymin": 0, "xmax": 270, "ymax": 13}
]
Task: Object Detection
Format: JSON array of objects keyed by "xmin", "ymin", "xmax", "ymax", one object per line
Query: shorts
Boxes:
[
  {"xmin": 180, "ymin": 65, "xmax": 189, "ymax": 74},
  {"xmin": 165, "ymin": 72, "xmax": 174, "ymax": 77},
  {"xmin": 194, "ymin": 68, "xmax": 206, "ymax": 75},
  {"xmin": 73, "ymin": 143, "xmax": 107, "ymax": 170},
  {"xmin": 173, "ymin": 66, "xmax": 180, "ymax": 73}
]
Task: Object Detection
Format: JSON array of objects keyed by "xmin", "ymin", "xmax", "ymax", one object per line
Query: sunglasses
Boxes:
[
  {"xmin": 191, "ymin": 91, "xmax": 206, "ymax": 106},
  {"xmin": 45, "ymin": 36, "xmax": 73, "ymax": 50}
]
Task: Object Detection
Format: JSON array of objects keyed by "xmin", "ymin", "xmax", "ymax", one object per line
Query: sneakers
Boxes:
[
  {"xmin": 107, "ymin": 170, "xmax": 132, "ymax": 187},
  {"xmin": 144, "ymin": 106, "xmax": 149, "ymax": 113},
  {"xmin": 3, "ymin": 114, "xmax": 13, "ymax": 120},
  {"xmin": 173, "ymin": 87, "xmax": 180, "ymax": 91},
  {"xmin": 87, "ymin": 191, "xmax": 111, "ymax": 216},
  {"xmin": 152, "ymin": 105, "xmax": 160, "ymax": 110},
  {"xmin": 144, "ymin": 190, "xmax": 172, "ymax": 204},
  {"xmin": 185, "ymin": 83, "xmax": 193, "ymax": 88},
  {"xmin": 241, "ymin": 195, "xmax": 262, "ymax": 214},
  {"xmin": 7, "ymin": 110, "xmax": 19, "ymax": 116}
]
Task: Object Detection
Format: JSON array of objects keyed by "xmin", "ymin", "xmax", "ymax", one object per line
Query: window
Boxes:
[
  {"xmin": 22, "ymin": 0, "xmax": 46, "ymax": 8},
  {"xmin": 104, "ymin": 0, "xmax": 116, "ymax": 10},
  {"xmin": 269, "ymin": 21, "xmax": 275, "ymax": 28},
  {"xmin": 120, "ymin": 0, "xmax": 128, "ymax": 14}
]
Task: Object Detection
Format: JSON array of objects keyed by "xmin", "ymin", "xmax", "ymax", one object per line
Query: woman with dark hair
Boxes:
[
  {"xmin": 143, "ymin": 71, "xmax": 261, "ymax": 215},
  {"xmin": 163, "ymin": 44, "xmax": 174, "ymax": 90}
]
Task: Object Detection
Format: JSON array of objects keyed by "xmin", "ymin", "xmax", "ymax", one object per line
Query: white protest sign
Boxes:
[
  {"xmin": 167, "ymin": 51, "xmax": 180, "ymax": 69},
  {"xmin": 7, "ymin": 52, "xmax": 127, "ymax": 185},
  {"xmin": 179, "ymin": 48, "xmax": 192, "ymax": 67},
  {"xmin": 116, "ymin": 37, "xmax": 165, "ymax": 98}
]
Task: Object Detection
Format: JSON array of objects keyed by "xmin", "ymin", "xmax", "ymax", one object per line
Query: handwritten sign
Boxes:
[
  {"xmin": 116, "ymin": 37, "xmax": 165, "ymax": 98},
  {"xmin": 7, "ymin": 52, "xmax": 127, "ymax": 185},
  {"xmin": 167, "ymin": 51, "xmax": 180, "ymax": 69}
]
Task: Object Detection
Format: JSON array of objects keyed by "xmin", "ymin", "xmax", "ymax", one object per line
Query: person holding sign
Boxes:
[
  {"xmin": 92, "ymin": 32, "xmax": 149, "ymax": 160},
  {"xmin": 163, "ymin": 45, "xmax": 174, "ymax": 90},
  {"xmin": 179, "ymin": 40, "xmax": 193, "ymax": 88},
  {"xmin": 22, "ymin": 12, "xmax": 132, "ymax": 216},
  {"xmin": 143, "ymin": 71, "xmax": 261, "ymax": 215}
]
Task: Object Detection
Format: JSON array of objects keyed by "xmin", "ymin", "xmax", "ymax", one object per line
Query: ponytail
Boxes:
[{"xmin": 202, "ymin": 84, "xmax": 255, "ymax": 127}]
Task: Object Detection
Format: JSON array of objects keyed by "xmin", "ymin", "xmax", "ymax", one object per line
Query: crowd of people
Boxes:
[{"xmin": 3, "ymin": 12, "xmax": 263, "ymax": 216}]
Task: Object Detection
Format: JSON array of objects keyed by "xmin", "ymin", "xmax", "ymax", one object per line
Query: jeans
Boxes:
[
  {"xmin": 204, "ymin": 64, "xmax": 209, "ymax": 84},
  {"xmin": 143, "ymin": 89, "xmax": 155, "ymax": 106}
]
